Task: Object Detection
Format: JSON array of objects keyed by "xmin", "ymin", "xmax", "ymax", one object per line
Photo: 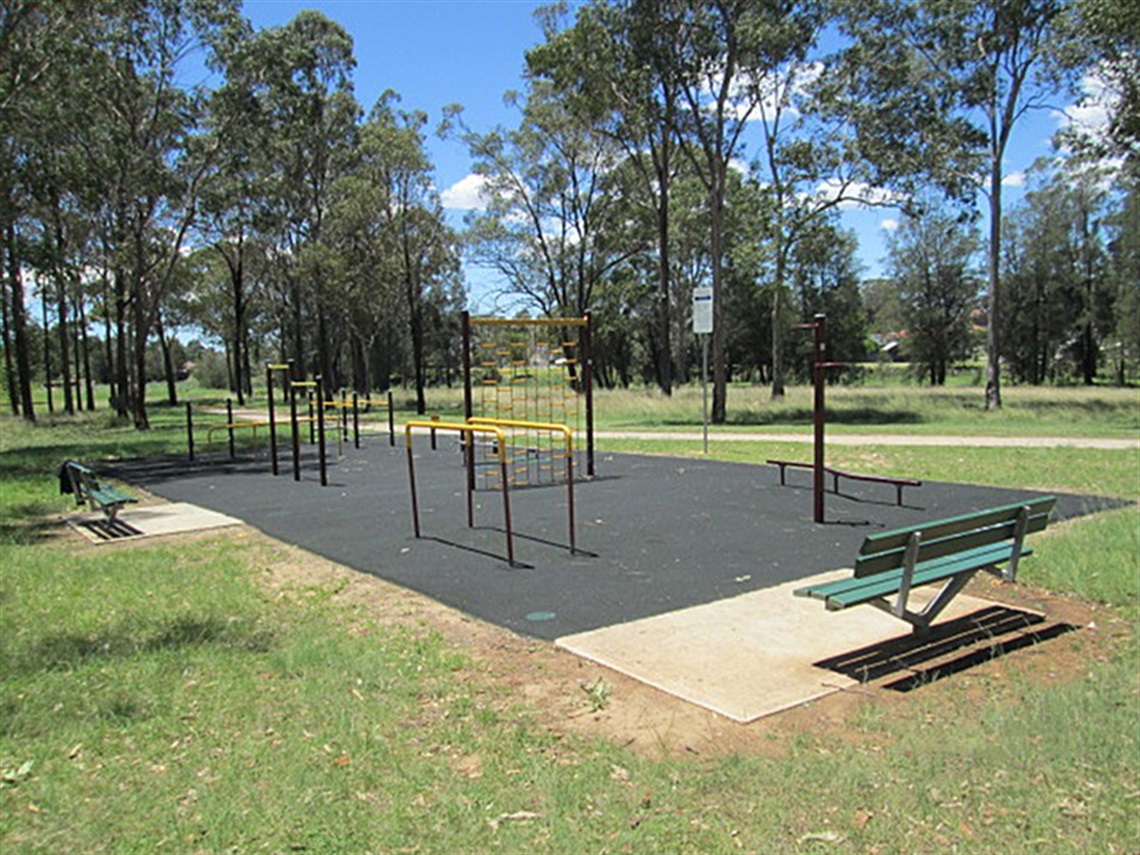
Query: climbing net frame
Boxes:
[{"xmin": 461, "ymin": 312, "xmax": 595, "ymax": 488}]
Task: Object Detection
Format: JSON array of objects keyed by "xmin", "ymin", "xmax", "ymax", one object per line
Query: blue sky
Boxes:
[{"xmin": 242, "ymin": 0, "xmax": 1092, "ymax": 295}]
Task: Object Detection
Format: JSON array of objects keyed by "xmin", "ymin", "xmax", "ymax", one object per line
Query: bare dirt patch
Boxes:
[
  {"xmin": 50, "ymin": 506, "xmax": 1128, "ymax": 762},
  {"xmin": 237, "ymin": 528, "xmax": 1124, "ymax": 761}
]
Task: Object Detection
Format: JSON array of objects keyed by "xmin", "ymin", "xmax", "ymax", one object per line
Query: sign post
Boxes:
[{"xmin": 692, "ymin": 286, "xmax": 713, "ymax": 454}]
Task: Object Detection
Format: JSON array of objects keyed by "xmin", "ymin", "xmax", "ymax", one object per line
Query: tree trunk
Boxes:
[
  {"xmin": 1, "ymin": 235, "xmax": 19, "ymax": 415},
  {"xmin": 114, "ymin": 270, "xmax": 130, "ymax": 417},
  {"xmin": 709, "ymin": 173, "xmax": 727, "ymax": 424},
  {"xmin": 41, "ymin": 292, "xmax": 54, "ymax": 414},
  {"xmin": 655, "ymin": 156, "xmax": 673, "ymax": 396},
  {"xmin": 77, "ymin": 291, "xmax": 95, "ymax": 410},
  {"xmin": 157, "ymin": 316, "xmax": 178, "ymax": 405},
  {"xmin": 984, "ymin": 149, "xmax": 1003, "ymax": 410},
  {"xmin": 55, "ymin": 278, "xmax": 73, "ymax": 414},
  {"xmin": 4, "ymin": 221, "xmax": 34, "ymax": 420}
]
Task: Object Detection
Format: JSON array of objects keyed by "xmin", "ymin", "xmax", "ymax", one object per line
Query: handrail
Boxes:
[
  {"xmin": 404, "ymin": 420, "xmax": 516, "ymax": 566},
  {"xmin": 468, "ymin": 417, "xmax": 576, "ymax": 554}
]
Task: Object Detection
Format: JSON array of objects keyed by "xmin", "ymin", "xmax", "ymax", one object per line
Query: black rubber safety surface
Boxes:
[{"xmin": 109, "ymin": 441, "xmax": 1124, "ymax": 641}]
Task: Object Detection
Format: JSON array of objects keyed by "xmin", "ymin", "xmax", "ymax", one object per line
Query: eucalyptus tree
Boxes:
[
  {"xmin": 664, "ymin": 0, "xmax": 770, "ymax": 422},
  {"xmin": 835, "ymin": 0, "xmax": 1086, "ymax": 408},
  {"xmin": 341, "ymin": 93, "xmax": 462, "ymax": 413},
  {"xmin": 1070, "ymin": 0, "xmax": 1139, "ymax": 159},
  {"xmin": 786, "ymin": 220, "xmax": 867, "ymax": 374},
  {"xmin": 0, "ymin": 0, "xmax": 100, "ymax": 419},
  {"xmin": 197, "ymin": 12, "xmax": 262, "ymax": 403},
  {"xmin": 744, "ymin": 0, "xmax": 897, "ymax": 398},
  {"xmin": 240, "ymin": 11, "xmax": 360, "ymax": 386},
  {"xmin": 446, "ymin": 77, "xmax": 635, "ymax": 321},
  {"xmin": 75, "ymin": 0, "xmax": 243, "ymax": 427},
  {"xmin": 1003, "ymin": 159, "xmax": 1112, "ymax": 383},
  {"xmin": 528, "ymin": 0, "xmax": 688, "ymax": 394},
  {"xmin": 886, "ymin": 209, "xmax": 981, "ymax": 385},
  {"xmin": 1104, "ymin": 175, "xmax": 1138, "ymax": 382}
]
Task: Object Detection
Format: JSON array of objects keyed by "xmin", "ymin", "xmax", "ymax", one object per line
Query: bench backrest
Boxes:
[{"xmin": 854, "ymin": 496, "xmax": 1056, "ymax": 578}]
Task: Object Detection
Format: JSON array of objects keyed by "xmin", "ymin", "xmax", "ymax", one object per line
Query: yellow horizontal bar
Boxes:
[
  {"xmin": 405, "ymin": 420, "xmax": 507, "ymax": 453},
  {"xmin": 470, "ymin": 316, "xmax": 588, "ymax": 327},
  {"xmin": 267, "ymin": 363, "xmax": 291, "ymax": 370}
]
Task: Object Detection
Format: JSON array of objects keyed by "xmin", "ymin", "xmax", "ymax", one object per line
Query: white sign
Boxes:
[{"xmin": 692, "ymin": 286, "xmax": 713, "ymax": 335}]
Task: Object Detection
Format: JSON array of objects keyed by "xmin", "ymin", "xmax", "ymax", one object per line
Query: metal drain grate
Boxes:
[{"xmin": 77, "ymin": 518, "xmax": 145, "ymax": 541}]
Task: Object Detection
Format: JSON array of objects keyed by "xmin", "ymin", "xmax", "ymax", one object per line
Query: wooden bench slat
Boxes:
[
  {"xmin": 819, "ymin": 544, "xmax": 1029, "ymax": 610},
  {"xmin": 858, "ymin": 496, "xmax": 1056, "ymax": 556},
  {"xmin": 854, "ymin": 512, "xmax": 1050, "ymax": 578},
  {"xmin": 795, "ymin": 542, "xmax": 1026, "ymax": 604}
]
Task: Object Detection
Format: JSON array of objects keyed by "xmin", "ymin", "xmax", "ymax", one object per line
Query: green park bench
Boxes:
[
  {"xmin": 794, "ymin": 496, "xmax": 1057, "ymax": 632},
  {"xmin": 59, "ymin": 460, "xmax": 138, "ymax": 521}
]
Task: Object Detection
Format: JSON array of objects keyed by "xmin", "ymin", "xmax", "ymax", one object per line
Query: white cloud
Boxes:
[
  {"xmin": 1053, "ymin": 68, "xmax": 1116, "ymax": 146},
  {"xmin": 441, "ymin": 173, "xmax": 489, "ymax": 211},
  {"xmin": 880, "ymin": 218, "xmax": 900, "ymax": 231},
  {"xmin": 1002, "ymin": 171, "xmax": 1026, "ymax": 188},
  {"xmin": 813, "ymin": 178, "xmax": 905, "ymax": 210}
]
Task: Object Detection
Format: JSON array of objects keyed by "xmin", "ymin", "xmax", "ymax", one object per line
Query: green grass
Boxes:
[
  {"xmin": 587, "ymin": 383, "xmax": 1140, "ymax": 437},
  {"xmin": 2, "ymin": 386, "xmax": 1139, "ymax": 853}
]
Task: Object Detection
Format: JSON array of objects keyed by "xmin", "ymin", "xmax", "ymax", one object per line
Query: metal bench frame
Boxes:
[
  {"xmin": 61, "ymin": 460, "xmax": 137, "ymax": 521},
  {"xmin": 795, "ymin": 497, "xmax": 1056, "ymax": 632}
]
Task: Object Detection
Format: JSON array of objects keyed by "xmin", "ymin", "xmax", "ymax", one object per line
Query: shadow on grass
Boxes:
[
  {"xmin": 814, "ymin": 605, "xmax": 1079, "ymax": 691},
  {"xmin": 0, "ymin": 514, "xmax": 67, "ymax": 547},
  {"xmin": 6, "ymin": 615, "xmax": 276, "ymax": 677},
  {"xmin": 656, "ymin": 406, "xmax": 927, "ymax": 428}
]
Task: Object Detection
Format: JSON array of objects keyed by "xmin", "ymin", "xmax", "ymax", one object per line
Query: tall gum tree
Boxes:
[{"xmin": 835, "ymin": 0, "xmax": 1084, "ymax": 409}]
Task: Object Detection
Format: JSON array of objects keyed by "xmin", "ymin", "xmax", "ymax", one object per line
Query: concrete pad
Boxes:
[
  {"xmin": 556, "ymin": 570, "xmax": 998, "ymax": 723},
  {"xmin": 70, "ymin": 502, "xmax": 243, "ymax": 543}
]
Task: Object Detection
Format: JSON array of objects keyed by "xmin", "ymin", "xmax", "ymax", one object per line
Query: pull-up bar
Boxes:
[
  {"xmin": 468, "ymin": 417, "xmax": 577, "ymax": 555},
  {"xmin": 405, "ymin": 420, "xmax": 516, "ymax": 566}
]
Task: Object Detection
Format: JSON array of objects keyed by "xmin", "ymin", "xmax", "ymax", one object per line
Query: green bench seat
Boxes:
[
  {"xmin": 60, "ymin": 460, "xmax": 137, "ymax": 521},
  {"xmin": 794, "ymin": 496, "xmax": 1056, "ymax": 632}
]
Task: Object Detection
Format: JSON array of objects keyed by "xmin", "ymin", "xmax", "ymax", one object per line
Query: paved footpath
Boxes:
[{"xmin": 594, "ymin": 431, "xmax": 1139, "ymax": 450}]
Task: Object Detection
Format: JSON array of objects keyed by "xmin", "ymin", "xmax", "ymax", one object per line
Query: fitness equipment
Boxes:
[
  {"xmin": 405, "ymin": 420, "xmax": 518, "ymax": 566},
  {"xmin": 461, "ymin": 312, "xmax": 594, "ymax": 487}
]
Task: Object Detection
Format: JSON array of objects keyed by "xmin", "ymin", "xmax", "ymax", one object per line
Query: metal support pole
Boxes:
[
  {"xmin": 701, "ymin": 334, "xmax": 710, "ymax": 455},
  {"xmin": 813, "ymin": 314, "xmax": 826, "ymax": 524},
  {"xmin": 316, "ymin": 376, "xmax": 328, "ymax": 487},
  {"xmin": 582, "ymin": 311, "xmax": 595, "ymax": 477},
  {"xmin": 352, "ymin": 391, "xmax": 360, "ymax": 449},
  {"xmin": 340, "ymin": 388, "xmax": 348, "ymax": 443},
  {"xmin": 461, "ymin": 312, "xmax": 474, "ymax": 491},
  {"xmin": 387, "ymin": 390, "xmax": 395, "ymax": 446},
  {"xmin": 226, "ymin": 398, "xmax": 236, "ymax": 460},
  {"xmin": 186, "ymin": 402, "xmax": 194, "ymax": 461},
  {"xmin": 267, "ymin": 365, "xmax": 278, "ymax": 475},
  {"xmin": 290, "ymin": 382, "xmax": 300, "ymax": 482}
]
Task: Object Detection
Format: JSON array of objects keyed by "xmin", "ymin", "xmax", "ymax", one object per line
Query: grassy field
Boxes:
[{"xmin": 1, "ymin": 384, "xmax": 1138, "ymax": 853}]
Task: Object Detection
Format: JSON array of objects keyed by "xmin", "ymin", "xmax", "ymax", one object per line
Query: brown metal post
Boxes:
[
  {"xmin": 461, "ymin": 311, "xmax": 475, "ymax": 491},
  {"xmin": 290, "ymin": 381, "xmax": 300, "ymax": 482},
  {"xmin": 340, "ymin": 388, "xmax": 348, "ymax": 443},
  {"xmin": 499, "ymin": 452, "xmax": 515, "ymax": 566},
  {"xmin": 386, "ymin": 390, "xmax": 395, "ymax": 446},
  {"xmin": 406, "ymin": 442, "xmax": 421, "ymax": 538},
  {"xmin": 316, "ymin": 376, "xmax": 328, "ymax": 487},
  {"xmin": 307, "ymin": 390, "xmax": 315, "ymax": 444},
  {"xmin": 813, "ymin": 314, "xmax": 826, "ymax": 524},
  {"xmin": 582, "ymin": 311, "xmax": 595, "ymax": 477},
  {"xmin": 186, "ymin": 402, "xmax": 194, "ymax": 461},
  {"xmin": 352, "ymin": 391, "xmax": 360, "ymax": 449},
  {"xmin": 226, "ymin": 398, "xmax": 236, "ymax": 460},
  {"xmin": 567, "ymin": 443, "xmax": 576, "ymax": 554},
  {"xmin": 267, "ymin": 365, "xmax": 278, "ymax": 475}
]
